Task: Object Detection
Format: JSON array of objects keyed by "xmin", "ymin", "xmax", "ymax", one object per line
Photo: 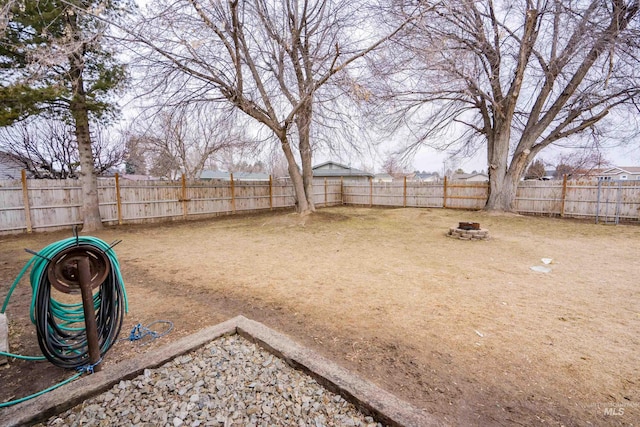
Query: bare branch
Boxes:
[{"xmin": 373, "ymin": 0, "xmax": 640, "ymax": 211}]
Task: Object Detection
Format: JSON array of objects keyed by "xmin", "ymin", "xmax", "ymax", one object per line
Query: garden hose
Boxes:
[{"xmin": 1, "ymin": 236, "xmax": 128, "ymax": 370}]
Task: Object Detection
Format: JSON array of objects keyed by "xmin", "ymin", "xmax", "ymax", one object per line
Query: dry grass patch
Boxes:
[{"xmin": 1, "ymin": 207, "xmax": 639, "ymax": 425}]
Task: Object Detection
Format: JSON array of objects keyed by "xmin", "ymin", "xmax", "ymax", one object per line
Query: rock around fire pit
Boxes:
[{"xmin": 448, "ymin": 222, "xmax": 490, "ymax": 240}]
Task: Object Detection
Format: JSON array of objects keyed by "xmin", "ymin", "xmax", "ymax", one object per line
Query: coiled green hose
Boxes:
[{"xmin": 1, "ymin": 236, "xmax": 128, "ymax": 369}]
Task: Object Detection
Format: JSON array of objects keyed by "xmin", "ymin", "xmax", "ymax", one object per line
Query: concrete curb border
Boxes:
[
  {"xmin": 0, "ymin": 316, "xmax": 441, "ymax": 427},
  {"xmin": 0, "ymin": 313, "xmax": 8, "ymax": 366}
]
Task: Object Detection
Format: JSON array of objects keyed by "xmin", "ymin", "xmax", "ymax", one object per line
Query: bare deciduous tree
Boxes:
[
  {"xmin": 381, "ymin": 152, "xmax": 409, "ymax": 178},
  {"xmin": 212, "ymin": 148, "xmax": 264, "ymax": 174},
  {"xmin": 263, "ymin": 149, "xmax": 290, "ymax": 178},
  {"xmin": 524, "ymin": 159, "xmax": 546, "ymax": 180},
  {"xmin": 0, "ymin": 117, "xmax": 125, "ymax": 178},
  {"xmin": 554, "ymin": 151, "xmax": 610, "ymax": 179},
  {"xmin": 124, "ymin": 135, "xmax": 148, "ymax": 175},
  {"xmin": 125, "ymin": 0, "xmax": 414, "ymax": 214},
  {"xmin": 381, "ymin": 0, "xmax": 640, "ymax": 211},
  {"xmin": 126, "ymin": 104, "xmax": 254, "ymax": 180}
]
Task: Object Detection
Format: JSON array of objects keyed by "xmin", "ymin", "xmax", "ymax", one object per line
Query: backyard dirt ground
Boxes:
[{"xmin": 1, "ymin": 207, "xmax": 639, "ymax": 426}]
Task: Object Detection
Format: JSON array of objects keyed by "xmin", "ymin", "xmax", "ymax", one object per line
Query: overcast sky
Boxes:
[{"xmin": 127, "ymin": 0, "xmax": 640, "ymax": 175}]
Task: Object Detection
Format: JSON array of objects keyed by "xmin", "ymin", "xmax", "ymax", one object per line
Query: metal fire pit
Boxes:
[
  {"xmin": 458, "ymin": 222, "xmax": 480, "ymax": 230},
  {"xmin": 448, "ymin": 222, "xmax": 489, "ymax": 240}
]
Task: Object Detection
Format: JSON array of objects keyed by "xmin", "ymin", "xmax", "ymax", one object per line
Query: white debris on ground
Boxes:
[
  {"xmin": 530, "ymin": 258, "xmax": 554, "ymax": 273},
  {"xmin": 42, "ymin": 335, "xmax": 384, "ymax": 427},
  {"xmin": 530, "ymin": 265, "xmax": 552, "ymax": 273}
]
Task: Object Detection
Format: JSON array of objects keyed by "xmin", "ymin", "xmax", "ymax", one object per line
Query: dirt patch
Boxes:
[{"xmin": 1, "ymin": 207, "xmax": 639, "ymax": 425}]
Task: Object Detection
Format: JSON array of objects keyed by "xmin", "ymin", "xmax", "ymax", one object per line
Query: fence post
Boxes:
[
  {"xmin": 443, "ymin": 176, "xmax": 448, "ymax": 208},
  {"xmin": 115, "ymin": 173, "xmax": 123, "ymax": 225},
  {"xmin": 560, "ymin": 174, "xmax": 568, "ymax": 217},
  {"xmin": 230, "ymin": 173, "xmax": 236, "ymax": 213},
  {"xmin": 20, "ymin": 169, "xmax": 33, "ymax": 233},
  {"xmin": 324, "ymin": 178, "xmax": 328, "ymax": 206},
  {"xmin": 181, "ymin": 174, "xmax": 188, "ymax": 219},
  {"xmin": 269, "ymin": 175, "xmax": 273, "ymax": 210},
  {"xmin": 403, "ymin": 176, "xmax": 407, "ymax": 208},
  {"xmin": 369, "ymin": 177, "xmax": 373, "ymax": 207},
  {"xmin": 340, "ymin": 177, "xmax": 344, "ymax": 205}
]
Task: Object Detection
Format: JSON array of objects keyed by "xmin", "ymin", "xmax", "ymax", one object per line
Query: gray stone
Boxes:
[
  {"xmin": 0, "ymin": 313, "xmax": 9, "ymax": 366},
  {"xmin": 1, "ymin": 316, "xmax": 440, "ymax": 427}
]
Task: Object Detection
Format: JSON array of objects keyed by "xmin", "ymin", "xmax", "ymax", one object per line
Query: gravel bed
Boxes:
[{"xmin": 42, "ymin": 335, "xmax": 384, "ymax": 427}]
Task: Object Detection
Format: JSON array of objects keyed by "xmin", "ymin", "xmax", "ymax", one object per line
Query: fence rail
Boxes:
[{"xmin": 1, "ymin": 174, "xmax": 639, "ymax": 234}]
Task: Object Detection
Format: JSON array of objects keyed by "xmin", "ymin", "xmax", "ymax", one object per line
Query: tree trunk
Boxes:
[
  {"xmin": 485, "ymin": 132, "xmax": 532, "ymax": 211},
  {"xmin": 296, "ymin": 102, "xmax": 316, "ymax": 212},
  {"xmin": 69, "ymin": 51, "xmax": 103, "ymax": 232},
  {"xmin": 280, "ymin": 135, "xmax": 311, "ymax": 214},
  {"xmin": 485, "ymin": 129, "xmax": 516, "ymax": 211},
  {"xmin": 485, "ymin": 169, "xmax": 520, "ymax": 211}
]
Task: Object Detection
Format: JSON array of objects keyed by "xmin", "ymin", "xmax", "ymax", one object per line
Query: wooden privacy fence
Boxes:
[
  {"xmin": 515, "ymin": 177, "xmax": 640, "ymax": 222},
  {"xmin": 1, "ymin": 174, "xmax": 639, "ymax": 234},
  {"xmin": 0, "ymin": 174, "xmax": 344, "ymax": 234},
  {"xmin": 342, "ymin": 177, "xmax": 489, "ymax": 210}
]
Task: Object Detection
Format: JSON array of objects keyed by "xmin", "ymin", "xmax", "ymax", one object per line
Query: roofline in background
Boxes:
[{"xmin": 312, "ymin": 161, "xmax": 351, "ymax": 170}]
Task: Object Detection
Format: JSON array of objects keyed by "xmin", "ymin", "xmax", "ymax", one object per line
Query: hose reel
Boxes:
[
  {"xmin": 2, "ymin": 233, "xmax": 129, "ymax": 372},
  {"xmin": 48, "ymin": 245, "xmax": 111, "ymax": 294}
]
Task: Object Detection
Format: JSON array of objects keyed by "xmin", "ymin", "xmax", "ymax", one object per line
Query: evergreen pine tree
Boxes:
[{"xmin": 0, "ymin": 0, "xmax": 130, "ymax": 230}]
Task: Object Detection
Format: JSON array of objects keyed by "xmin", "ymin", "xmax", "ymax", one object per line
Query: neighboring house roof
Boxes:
[
  {"xmin": 413, "ymin": 172, "xmax": 439, "ymax": 182},
  {"xmin": 374, "ymin": 173, "xmax": 393, "ymax": 182},
  {"xmin": 235, "ymin": 172, "xmax": 270, "ymax": 181},
  {"xmin": 312, "ymin": 161, "xmax": 373, "ymax": 178},
  {"xmin": 451, "ymin": 172, "xmax": 489, "ymax": 181},
  {"xmin": 120, "ymin": 174, "xmax": 159, "ymax": 181},
  {"xmin": 559, "ymin": 168, "xmax": 606, "ymax": 179},
  {"xmin": 200, "ymin": 170, "xmax": 230, "ymax": 180},
  {"xmin": 599, "ymin": 166, "xmax": 640, "ymax": 175},
  {"xmin": 100, "ymin": 167, "xmax": 119, "ymax": 177},
  {"xmin": 200, "ymin": 170, "xmax": 270, "ymax": 181},
  {"xmin": 595, "ymin": 166, "xmax": 640, "ymax": 181}
]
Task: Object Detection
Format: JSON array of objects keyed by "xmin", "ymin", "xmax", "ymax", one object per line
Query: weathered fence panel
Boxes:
[
  {"xmin": 119, "ymin": 180, "xmax": 183, "ymax": 223},
  {"xmin": 98, "ymin": 179, "xmax": 119, "ymax": 223},
  {"xmin": 24, "ymin": 180, "xmax": 83, "ymax": 229},
  {"xmin": 562, "ymin": 180, "xmax": 640, "ymax": 222},
  {"xmin": 312, "ymin": 180, "xmax": 342, "ymax": 207},
  {"xmin": 514, "ymin": 180, "xmax": 564, "ymax": 215},
  {"xmin": 614, "ymin": 182, "xmax": 640, "ymax": 221},
  {"xmin": 0, "ymin": 179, "xmax": 25, "ymax": 232},
  {"xmin": 342, "ymin": 181, "xmax": 372, "ymax": 206},
  {"xmin": 272, "ymin": 183, "xmax": 296, "ymax": 209},
  {"xmin": 406, "ymin": 182, "xmax": 444, "ymax": 208},
  {"xmin": 186, "ymin": 180, "xmax": 233, "ymax": 217},
  {"xmin": 234, "ymin": 182, "xmax": 271, "ymax": 212},
  {"xmin": 372, "ymin": 182, "xmax": 405, "ymax": 206},
  {"xmin": 2, "ymin": 175, "xmax": 639, "ymax": 235},
  {"xmin": 445, "ymin": 181, "xmax": 488, "ymax": 210}
]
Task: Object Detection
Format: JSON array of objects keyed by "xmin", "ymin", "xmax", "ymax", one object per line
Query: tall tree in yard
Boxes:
[
  {"xmin": 125, "ymin": 104, "xmax": 255, "ymax": 180},
  {"xmin": 553, "ymin": 151, "xmax": 610, "ymax": 179},
  {"xmin": 0, "ymin": 118, "xmax": 125, "ymax": 178},
  {"xmin": 128, "ymin": 0, "xmax": 414, "ymax": 214},
  {"xmin": 383, "ymin": 0, "xmax": 640, "ymax": 211},
  {"xmin": 524, "ymin": 159, "xmax": 545, "ymax": 180},
  {"xmin": 0, "ymin": 0, "xmax": 129, "ymax": 230}
]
